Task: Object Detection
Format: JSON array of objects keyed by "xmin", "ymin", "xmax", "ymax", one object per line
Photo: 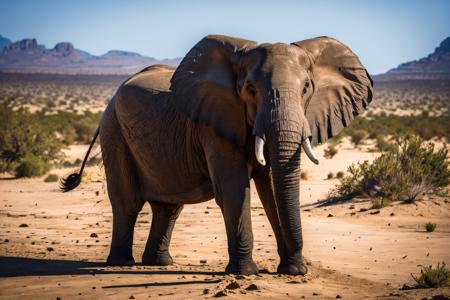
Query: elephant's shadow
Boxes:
[{"xmin": 0, "ymin": 256, "xmax": 224, "ymax": 288}]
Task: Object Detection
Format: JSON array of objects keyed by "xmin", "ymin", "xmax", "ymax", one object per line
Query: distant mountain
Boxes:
[
  {"xmin": 376, "ymin": 37, "xmax": 450, "ymax": 80},
  {"xmin": 0, "ymin": 36, "xmax": 181, "ymax": 75},
  {"xmin": 0, "ymin": 35, "xmax": 12, "ymax": 52}
]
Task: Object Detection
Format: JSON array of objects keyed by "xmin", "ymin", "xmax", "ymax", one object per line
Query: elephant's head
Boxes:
[{"xmin": 170, "ymin": 35, "xmax": 373, "ymax": 264}]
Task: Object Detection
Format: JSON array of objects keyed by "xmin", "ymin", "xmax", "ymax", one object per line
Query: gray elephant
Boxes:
[{"xmin": 61, "ymin": 35, "xmax": 373, "ymax": 275}]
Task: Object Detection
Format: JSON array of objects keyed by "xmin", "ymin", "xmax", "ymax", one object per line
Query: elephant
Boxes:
[{"xmin": 61, "ymin": 35, "xmax": 373, "ymax": 275}]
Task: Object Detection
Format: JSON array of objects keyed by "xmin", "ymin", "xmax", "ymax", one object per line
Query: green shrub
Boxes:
[
  {"xmin": 411, "ymin": 262, "xmax": 450, "ymax": 288},
  {"xmin": 0, "ymin": 102, "xmax": 62, "ymax": 175},
  {"xmin": 44, "ymin": 174, "xmax": 59, "ymax": 182},
  {"xmin": 425, "ymin": 222, "xmax": 436, "ymax": 232},
  {"xmin": 370, "ymin": 197, "xmax": 388, "ymax": 209},
  {"xmin": 15, "ymin": 154, "xmax": 49, "ymax": 178},
  {"xmin": 350, "ymin": 130, "xmax": 368, "ymax": 147},
  {"xmin": 375, "ymin": 135, "xmax": 396, "ymax": 152},
  {"xmin": 324, "ymin": 144, "xmax": 338, "ymax": 159},
  {"xmin": 332, "ymin": 136, "xmax": 450, "ymax": 202}
]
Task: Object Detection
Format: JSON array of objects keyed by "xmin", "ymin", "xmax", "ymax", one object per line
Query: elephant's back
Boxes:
[{"xmin": 124, "ymin": 64, "xmax": 175, "ymax": 92}]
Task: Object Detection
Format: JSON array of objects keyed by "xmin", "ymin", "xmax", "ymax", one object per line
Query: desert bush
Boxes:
[
  {"xmin": 15, "ymin": 154, "xmax": 49, "ymax": 177},
  {"xmin": 350, "ymin": 130, "xmax": 368, "ymax": 147},
  {"xmin": 327, "ymin": 172, "xmax": 334, "ymax": 180},
  {"xmin": 425, "ymin": 222, "xmax": 437, "ymax": 232},
  {"xmin": 332, "ymin": 135, "xmax": 450, "ymax": 203},
  {"xmin": 411, "ymin": 262, "xmax": 450, "ymax": 288},
  {"xmin": 370, "ymin": 197, "xmax": 388, "ymax": 209},
  {"xmin": 0, "ymin": 102, "xmax": 61, "ymax": 176},
  {"xmin": 300, "ymin": 171, "xmax": 309, "ymax": 180},
  {"xmin": 324, "ymin": 144, "xmax": 338, "ymax": 159},
  {"xmin": 44, "ymin": 174, "xmax": 59, "ymax": 182},
  {"xmin": 336, "ymin": 171, "xmax": 345, "ymax": 179},
  {"xmin": 375, "ymin": 135, "xmax": 396, "ymax": 152}
]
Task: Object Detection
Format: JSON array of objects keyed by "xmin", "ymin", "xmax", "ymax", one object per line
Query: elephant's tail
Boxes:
[{"xmin": 60, "ymin": 127, "xmax": 100, "ymax": 192}]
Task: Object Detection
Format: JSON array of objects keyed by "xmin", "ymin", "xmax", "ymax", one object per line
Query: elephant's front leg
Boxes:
[
  {"xmin": 206, "ymin": 148, "xmax": 258, "ymax": 275},
  {"xmin": 254, "ymin": 167, "xmax": 308, "ymax": 275}
]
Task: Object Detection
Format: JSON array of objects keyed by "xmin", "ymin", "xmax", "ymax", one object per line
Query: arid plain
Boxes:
[{"xmin": 1, "ymin": 74, "xmax": 449, "ymax": 299}]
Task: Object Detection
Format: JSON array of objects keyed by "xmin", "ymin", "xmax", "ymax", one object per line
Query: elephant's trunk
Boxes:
[{"xmin": 253, "ymin": 87, "xmax": 314, "ymax": 272}]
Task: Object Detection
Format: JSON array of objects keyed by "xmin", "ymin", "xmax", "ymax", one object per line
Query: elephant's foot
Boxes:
[
  {"xmin": 142, "ymin": 252, "xmax": 173, "ymax": 266},
  {"xmin": 277, "ymin": 258, "xmax": 308, "ymax": 275},
  {"xmin": 107, "ymin": 253, "xmax": 135, "ymax": 266},
  {"xmin": 225, "ymin": 259, "xmax": 258, "ymax": 275}
]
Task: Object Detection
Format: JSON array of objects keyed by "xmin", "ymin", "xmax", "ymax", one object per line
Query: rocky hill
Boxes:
[
  {"xmin": 0, "ymin": 36, "xmax": 181, "ymax": 75},
  {"xmin": 0, "ymin": 35, "xmax": 12, "ymax": 52},
  {"xmin": 377, "ymin": 37, "xmax": 450, "ymax": 80}
]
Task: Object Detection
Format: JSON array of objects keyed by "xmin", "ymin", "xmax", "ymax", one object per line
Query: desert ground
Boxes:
[{"xmin": 1, "ymin": 140, "xmax": 449, "ymax": 299}]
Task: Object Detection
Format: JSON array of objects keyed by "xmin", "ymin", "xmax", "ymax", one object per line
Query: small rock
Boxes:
[
  {"xmin": 19, "ymin": 224, "xmax": 28, "ymax": 228},
  {"xmin": 129, "ymin": 296, "xmax": 135, "ymax": 299},
  {"xmin": 95, "ymin": 191, "xmax": 99, "ymax": 196},
  {"xmin": 245, "ymin": 283, "xmax": 259, "ymax": 291},
  {"xmin": 287, "ymin": 280, "xmax": 301, "ymax": 284},
  {"xmin": 214, "ymin": 290, "xmax": 227, "ymax": 297},
  {"xmin": 327, "ymin": 214, "xmax": 334, "ymax": 217},
  {"xmin": 313, "ymin": 292, "xmax": 320, "ymax": 296},
  {"xmin": 390, "ymin": 212, "xmax": 395, "ymax": 216},
  {"xmin": 90, "ymin": 233, "xmax": 98, "ymax": 238},
  {"xmin": 203, "ymin": 288, "xmax": 209, "ymax": 294},
  {"xmin": 47, "ymin": 247, "xmax": 54, "ymax": 252},
  {"xmin": 226, "ymin": 281, "xmax": 240, "ymax": 290},
  {"xmin": 4, "ymin": 239, "xmax": 9, "ymax": 243},
  {"xmin": 336, "ymin": 295, "xmax": 342, "ymax": 298},
  {"xmin": 200, "ymin": 259, "xmax": 207, "ymax": 264}
]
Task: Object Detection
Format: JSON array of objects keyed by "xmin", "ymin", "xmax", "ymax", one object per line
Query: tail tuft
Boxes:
[{"xmin": 60, "ymin": 173, "xmax": 82, "ymax": 192}]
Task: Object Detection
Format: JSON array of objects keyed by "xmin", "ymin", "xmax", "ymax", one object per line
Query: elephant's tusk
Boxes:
[
  {"xmin": 302, "ymin": 138, "xmax": 319, "ymax": 165},
  {"xmin": 255, "ymin": 136, "xmax": 266, "ymax": 166}
]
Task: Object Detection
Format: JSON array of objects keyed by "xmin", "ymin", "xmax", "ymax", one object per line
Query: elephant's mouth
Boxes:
[{"xmin": 255, "ymin": 136, "xmax": 319, "ymax": 166}]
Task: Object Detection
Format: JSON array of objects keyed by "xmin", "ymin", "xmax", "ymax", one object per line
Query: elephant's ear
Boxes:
[
  {"xmin": 292, "ymin": 37, "xmax": 373, "ymax": 145},
  {"xmin": 170, "ymin": 35, "xmax": 257, "ymax": 145}
]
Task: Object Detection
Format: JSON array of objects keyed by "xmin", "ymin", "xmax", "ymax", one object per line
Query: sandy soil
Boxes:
[{"xmin": 1, "ymin": 143, "xmax": 449, "ymax": 299}]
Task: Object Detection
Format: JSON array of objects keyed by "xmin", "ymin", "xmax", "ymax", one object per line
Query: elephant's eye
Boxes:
[
  {"xmin": 302, "ymin": 80, "xmax": 310, "ymax": 96},
  {"xmin": 246, "ymin": 83, "xmax": 257, "ymax": 97}
]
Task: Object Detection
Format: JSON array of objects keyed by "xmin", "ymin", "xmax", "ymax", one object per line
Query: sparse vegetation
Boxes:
[
  {"xmin": 332, "ymin": 135, "xmax": 450, "ymax": 203},
  {"xmin": 0, "ymin": 100, "xmax": 101, "ymax": 177},
  {"xmin": 324, "ymin": 144, "xmax": 338, "ymax": 159},
  {"xmin": 14, "ymin": 154, "xmax": 50, "ymax": 178},
  {"xmin": 425, "ymin": 222, "xmax": 437, "ymax": 232},
  {"xmin": 411, "ymin": 262, "xmax": 450, "ymax": 288},
  {"xmin": 350, "ymin": 130, "xmax": 368, "ymax": 147},
  {"xmin": 300, "ymin": 171, "xmax": 309, "ymax": 180},
  {"xmin": 336, "ymin": 171, "xmax": 344, "ymax": 179},
  {"xmin": 44, "ymin": 174, "xmax": 59, "ymax": 182},
  {"xmin": 370, "ymin": 197, "xmax": 388, "ymax": 209}
]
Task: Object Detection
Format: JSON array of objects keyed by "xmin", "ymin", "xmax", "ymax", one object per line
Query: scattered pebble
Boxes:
[
  {"xmin": 245, "ymin": 283, "xmax": 259, "ymax": 291},
  {"xmin": 200, "ymin": 259, "xmax": 207, "ymax": 264},
  {"xmin": 19, "ymin": 224, "xmax": 28, "ymax": 228},
  {"xmin": 226, "ymin": 281, "xmax": 240, "ymax": 290},
  {"xmin": 327, "ymin": 214, "xmax": 334, "ymax": 218},
  {"xmin": 47, "ymin": 247, "xmax": 54, "ymax": 252},
  {"xmin": 90, "ymin": 233, "xmax": 98, "ymax": 238}
]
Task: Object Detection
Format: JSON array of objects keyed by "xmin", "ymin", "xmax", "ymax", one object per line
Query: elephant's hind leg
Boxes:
[
  {"xmin": 101, "ymin": 107, "xmax": 145, "ymax": 266},
  {"xmin": 142, "ymin": 201, "xmax": 183, "ymax": 266}
]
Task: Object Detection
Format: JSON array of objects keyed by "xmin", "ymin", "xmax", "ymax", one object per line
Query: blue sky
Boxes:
[{"xmin": 1, "ymin": 0, "xmax": 449, "ymax": 74}]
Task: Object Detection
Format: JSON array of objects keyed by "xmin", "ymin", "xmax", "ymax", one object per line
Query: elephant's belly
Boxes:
[{"xmin": 140, "ymin": 179, "xmax": 214, "ymax": 204}]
